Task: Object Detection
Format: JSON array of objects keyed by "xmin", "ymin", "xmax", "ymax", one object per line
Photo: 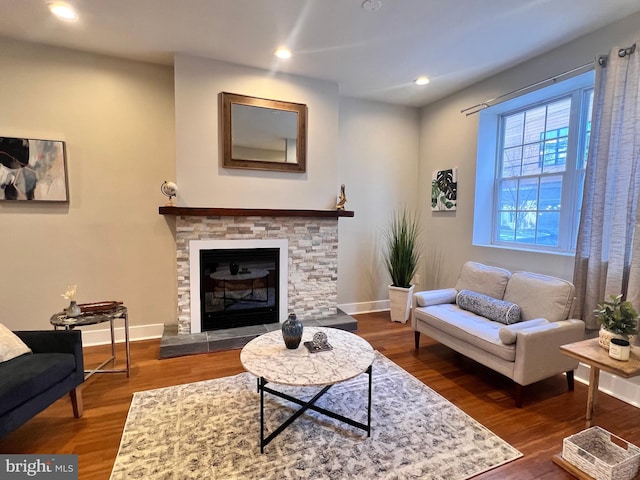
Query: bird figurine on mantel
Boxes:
[{"xmin": 336, "ymin": 184, "xmax": 348, "ymax": 210}]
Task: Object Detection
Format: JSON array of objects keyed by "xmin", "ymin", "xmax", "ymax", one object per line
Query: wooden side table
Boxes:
[
  {"xmin": 560, "ymin": 337, "xmax": 640, "ymax": 427},
  {"xmin": 553, "ymin": 338, "xmax": 640, "ymax": 478},
  {"xmin": 50, "ymin": 304, "xmax": 131, "ymax": 379}
]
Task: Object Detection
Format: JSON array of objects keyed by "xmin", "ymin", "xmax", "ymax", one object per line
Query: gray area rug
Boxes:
[{"xmin": 110, "ymin": 352, "xmax": 522, "ymax": 479}]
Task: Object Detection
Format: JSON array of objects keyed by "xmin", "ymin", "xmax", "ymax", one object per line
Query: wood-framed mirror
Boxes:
[{"xmin": 221, "ymin": 92, "xmax": 307, "ymax": 173}]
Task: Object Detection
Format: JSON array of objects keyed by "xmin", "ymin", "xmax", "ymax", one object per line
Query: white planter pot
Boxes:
[{"xmin": 389, "ymin": 285, "xmax": 415, "ymax": 323}]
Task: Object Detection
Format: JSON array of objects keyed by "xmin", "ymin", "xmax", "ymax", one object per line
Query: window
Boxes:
[{"xmin": 473, "ymin": 71, "xmax": 594, "ymax": 254}]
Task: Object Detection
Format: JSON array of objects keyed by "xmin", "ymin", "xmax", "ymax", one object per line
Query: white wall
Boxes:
[
  {"xmin": 174, "ymin": 55, "xmax": 338, "ymax": 209},
  {"xmin": 337, "ymin": 97, "xmax": 420, "ymax": 311},
  {"xmin": 0, "ymin": 39, "xmax": 176, "ymax": 334},
  {"xmin": 417, "ymin": 12, "xmax": 640, "ymax": 290}
]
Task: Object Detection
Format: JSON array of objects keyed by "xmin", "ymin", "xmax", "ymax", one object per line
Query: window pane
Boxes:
[
  {"xmin": 539, "ymin": 176, "xmax": 562, "ymax": 211},
  {"xmin": 502, "ymin": 147, "xmax": 522, "ymax": 177},
  {"xmin": 515, "ymin": 211, "xmax": 536, "ymax": 244},
  {"xmin": 522, "ymin": 143, "xmax": 541, "ymax": 175},
  {"xmin": 537, "ymin": 212, "xmax": 559, "ymax": 246},
  {"xmin": 498, "ymin": 213, "xmax": 516, "ymax": 242},
  {"xmin": 542, "ymin": 135, "xmax": 567, "ymax": 173},
  {"xmin": 546, "ymin": 98, "xmax": 571, "ymax": 133},
  {"xmin": 498, "ymin": 179, "xmax": 517, "ymax": 210},
  {"xmin": 504, "ymin": 112, "xmax": 524, "ymax": 148},
  {"xmin": 518, "ymin": 178, "xmax": 538, "ymax": 210},
  {"xmin": 523, "ymin": 106, "xmax": 546, "ymax": 144}
]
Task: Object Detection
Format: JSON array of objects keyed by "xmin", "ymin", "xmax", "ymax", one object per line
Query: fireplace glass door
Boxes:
[{"xmin": 199, "ymin": 248, "xmax": 279, "ymax": 330}]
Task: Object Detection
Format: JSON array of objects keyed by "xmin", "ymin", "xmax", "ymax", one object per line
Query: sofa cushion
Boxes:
[
  {"xmin": 414, "ymin": 288, "xmax": 458, "ymax": 307},
  {"xmin": 0, "ymin": 353, "xmax": 76, "ymax": 416},
  {"xmin": 503, "ymin": 271, "xmax": 575, "ymax": 322},
  {"xmin": 0, "ymin": 323, "xmax": 31, "ymax": 363},
  {"xmin": 498, "ymin": 318, "xmax": 550, "ymax": 344},
  {"xmin": 454, "ymin": 261, "xmax": 511, "ymax": 299},
  {"xmin": 456, "ymin": 290, "xmax": 521, "ymax": 325},
  {"xmin": 414, "ymin": 304, "xmax": 516, "ymax": 362}
]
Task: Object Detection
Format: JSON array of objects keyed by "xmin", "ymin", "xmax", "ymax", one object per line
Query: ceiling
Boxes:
[{"xmin": 1, "ymin": 0, "xmax": 639, "ymax": 107}]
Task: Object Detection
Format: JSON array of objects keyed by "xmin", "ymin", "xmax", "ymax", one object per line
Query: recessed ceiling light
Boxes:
[
  {"xmin": 414, "ymin": 76, "xmax": 430, "ymax": 86},
  {"xmin": 48, "ymin": 2, "xmax": 78, "ymax": 22},
  {"xmin": 274, "ymin": 47, "xmax": 292, "ymax": 59}
]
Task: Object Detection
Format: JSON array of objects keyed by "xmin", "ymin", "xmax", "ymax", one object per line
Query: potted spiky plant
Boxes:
[
  {"xmin": 594, "ymin": 294, "xmax": 638, "ymax": 350},
  {"xmin": 383, "ymin": 208, "xmax": 421, "ymax": 323}
]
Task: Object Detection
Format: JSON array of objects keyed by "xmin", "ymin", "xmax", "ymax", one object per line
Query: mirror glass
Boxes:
[{"xmin": 221, "ymin": 92, "xmax": 307, "ymax": 173}]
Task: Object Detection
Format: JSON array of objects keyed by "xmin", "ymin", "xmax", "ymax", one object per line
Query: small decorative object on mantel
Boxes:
[
  {"xmin": 304, "ymin": 331, "xmax": 333, "ymax": 353},
  {"xmin": 281, "ymin": 313, "xmax": 303, "ymax": 349},
  {"xmin": 336, "ymin": 184, "xmax": 348, "ymax": 210},
  {"xmin": 594, "ymin": 294, "xmax": 638, "ymax": 350},
  {"xmin": 160, "ymin": 180, "xmax": 177, "ymax": 206},
  {"xmin": 61, "ymin": 284, "xmax": 81, "ymax": 317}
]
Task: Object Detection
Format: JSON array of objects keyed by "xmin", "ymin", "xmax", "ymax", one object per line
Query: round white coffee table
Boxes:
[{"xmin": 240, "ymin": 327, "xmax": 375, "ymax": 452}]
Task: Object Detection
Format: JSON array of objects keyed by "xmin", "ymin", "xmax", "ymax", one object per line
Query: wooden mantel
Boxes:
[{"xmin": 159, "ymin": 206, "xmax": 354, "ymax": 218}]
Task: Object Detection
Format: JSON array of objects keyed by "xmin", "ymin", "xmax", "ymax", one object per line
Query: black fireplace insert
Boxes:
[{"xmin": 199, "ymin": 247, "xmax": 279, "ymax": 331}]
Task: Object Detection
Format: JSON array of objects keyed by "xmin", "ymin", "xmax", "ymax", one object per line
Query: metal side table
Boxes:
[{"xmin": 50, "ymin": 304, "xmax": 130, "ymax": 379}]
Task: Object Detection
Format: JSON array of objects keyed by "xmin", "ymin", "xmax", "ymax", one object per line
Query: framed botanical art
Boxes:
[
  {"xmin": 431, "ymin": 168, "xmax": 457, "ymax": 211},
  {"xmin": 0, "ymin": 136, "xmax": 69, "ymax": 202}
]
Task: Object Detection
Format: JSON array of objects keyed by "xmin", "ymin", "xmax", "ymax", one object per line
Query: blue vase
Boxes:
[{"xmin": 282, "ymin": 313, "xmax": 303, "ymax": 349}]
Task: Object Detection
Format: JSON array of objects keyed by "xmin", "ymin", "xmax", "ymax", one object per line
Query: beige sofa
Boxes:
[{"xmin": 411, "ymin": 261, "xmax": 585, "ymax": 407}]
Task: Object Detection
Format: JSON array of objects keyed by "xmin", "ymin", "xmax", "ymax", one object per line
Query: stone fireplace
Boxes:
[{"xmin": 165, "ymin": 207, "xmax": 353, "ymax": 335}]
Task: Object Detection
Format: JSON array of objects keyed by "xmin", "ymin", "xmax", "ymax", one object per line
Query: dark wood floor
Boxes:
[{"xmin": 1, "ymin": 311, "xmax": 638, "ymax": 479}]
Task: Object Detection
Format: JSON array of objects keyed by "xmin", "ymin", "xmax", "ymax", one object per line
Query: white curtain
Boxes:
[{"xmin": 573, "ymin": 42, "xmax": 640, "ymax": 330}]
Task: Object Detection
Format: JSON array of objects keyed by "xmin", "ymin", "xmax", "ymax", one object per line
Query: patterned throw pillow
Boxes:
[
  {"xmin": 0, "ymin": 323, "xmax": 32, "ymax": 363},
  {"xmin": 456, "ymin": 290, "xmax": 521, "ymax": 325}
]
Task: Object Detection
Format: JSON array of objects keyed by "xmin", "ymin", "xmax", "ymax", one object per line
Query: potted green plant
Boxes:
[
  {"xmin": 383, "ymin": 208, "xmax": 421, "ymax": 323},
  {"xmin": 594, "ymin": 294, "xmax": 638, "ymax": 349}
]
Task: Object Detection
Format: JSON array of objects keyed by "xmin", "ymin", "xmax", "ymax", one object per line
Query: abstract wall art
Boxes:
[
  {"xmin": 0, "ymin": 136, "xmax": 69, "ymax": 202},
  {"xmin": 431, "ymin": 168, "xmax": 457, "ymax": 211}
]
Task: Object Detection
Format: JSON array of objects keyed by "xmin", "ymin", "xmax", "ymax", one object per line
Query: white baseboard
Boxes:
[
  {"xmin": 574, "ymin": 363, "xmax": 640, "ymax": 408},
  {"xmin": 338, "ymin": 300, "xmax": 389, "ymax": 315},
  {"xmin": 80, "ymin": 323, "xmax": 164, "ymax": 347}
]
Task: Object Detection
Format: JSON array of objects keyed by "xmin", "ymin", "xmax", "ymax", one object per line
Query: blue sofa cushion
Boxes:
[
  {"xmin": 0, "ymin": 352, "xmax": 77, "ymax": 417},
  {"xmin": 456, "ymin": 289, "xmax": 521, "ymax": 325}
]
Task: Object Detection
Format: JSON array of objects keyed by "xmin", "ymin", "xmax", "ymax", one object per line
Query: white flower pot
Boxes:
[{"xmin": 389, "ymin": 285, "xmax": 415, "ymax": 323}]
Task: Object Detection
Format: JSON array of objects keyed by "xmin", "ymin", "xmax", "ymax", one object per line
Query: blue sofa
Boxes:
[{"xmin": 0, "ymin": 330, "xmax": 84, "ymax": 438}]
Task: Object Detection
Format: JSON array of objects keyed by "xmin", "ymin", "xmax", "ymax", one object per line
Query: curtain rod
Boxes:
[{"xmin": 460, "ymin": 62, "xmax": 594, "ymax": 117}]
